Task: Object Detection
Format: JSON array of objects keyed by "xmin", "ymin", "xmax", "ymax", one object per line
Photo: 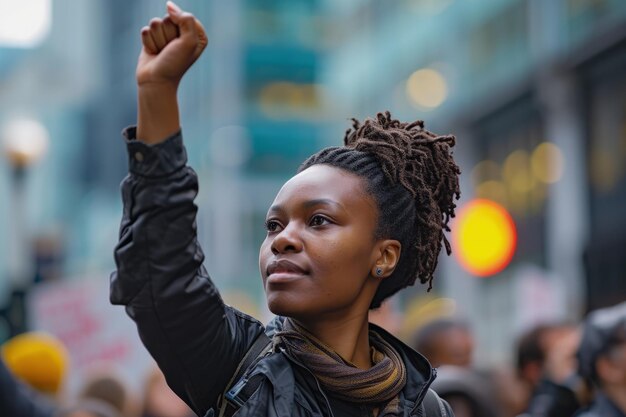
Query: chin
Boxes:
[{"xmin": 265, "ymin": 292, "xmax": 309, "ymax": 318}]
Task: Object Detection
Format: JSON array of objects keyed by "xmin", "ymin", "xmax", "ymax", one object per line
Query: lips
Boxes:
[{"xmin": 266, "ymin": 259, "xmax": 307, "ymax": 277}]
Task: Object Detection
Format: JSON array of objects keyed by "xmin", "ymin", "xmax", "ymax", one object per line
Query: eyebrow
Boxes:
[{"xmin": 268, "ymin": 198, "xmax": 345, "ymax": 214}]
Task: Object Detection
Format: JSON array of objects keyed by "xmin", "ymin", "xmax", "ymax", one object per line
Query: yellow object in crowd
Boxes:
[{"xmin": 1, "ymin": 331, "xmax": 68, "ymax": 395}]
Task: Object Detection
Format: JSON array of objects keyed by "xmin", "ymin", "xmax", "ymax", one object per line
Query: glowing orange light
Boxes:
[{"xmin": 452, "ymin": 199, "xmax": 517, "ymax": 277}]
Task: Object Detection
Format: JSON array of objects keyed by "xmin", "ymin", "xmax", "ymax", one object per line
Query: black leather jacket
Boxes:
[{"xmin": 110, "ymin": 128, "xmax": 452, "ymax": 417}]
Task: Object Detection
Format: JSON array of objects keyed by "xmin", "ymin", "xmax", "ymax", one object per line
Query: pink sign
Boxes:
[{"xmin": 28, "ymin": 276, "xmax": 152, "ymax": 395}]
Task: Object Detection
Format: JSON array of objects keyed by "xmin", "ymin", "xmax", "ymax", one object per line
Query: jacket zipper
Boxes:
[
  {"xmin": 410, "ymin": 367, "xmax": 437, "ymax": 416},
  {"xmin": 281, "ymin": 348, "xmax": 336, "ymax": 417}
]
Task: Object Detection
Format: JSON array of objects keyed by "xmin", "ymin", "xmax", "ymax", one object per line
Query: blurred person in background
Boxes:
[
  {"xmin": 76, "ymin": 368, "xmax": 135, "ymax": 417},
  {"xmin": 1, "ymin": 331, "xmax": 69, "ymax": 400},
  {"xmin": 48, "ymin": 368, "xmax": 133, "ymax": 417},
  {"xmin": 430, "ymin": 365, "xmax": 500, "ymax": 417},
  {"xmin": 515, "ymin": 323, "xmax": 584, "ymax": 417},
  {"xmin": 0, "ymin": 356, "xmax": 56, "ymax": 417},
  {"xmin": 574, "ymin": 301, "xmax": 626, "ymax": 417},
  {"xmin": 488, "ymin": 366, "xmax": 529, "ymax": 417},
  {"xmin": 411, "ymin": 319, "xmax": 508, "ymax": 417},
  {"xmin": 141, "ymin": 366, "xmax": 194, "ymax": 417},
  {"xmin": 59, "ymin": 399, "xmax": 125, "ymax": 417},
  {"xmin": 109, "ymin": 2, "xmax": 461, "ymax": 416},
  {"xmin": 0, "ymin": 332, "xmax": 135, "ymax": 417},
  {"xmin": 411, "ymin": 318, "xmax": 474, "ymax": 368},
  {"xmin": 1, "ymin": 331, "xmax": 69, "ymax": 415}
]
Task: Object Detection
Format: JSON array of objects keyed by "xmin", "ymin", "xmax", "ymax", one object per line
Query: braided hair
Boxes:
[{"xmin": 298, "ymin": 111, "xmax": 461, "ymax": 309}]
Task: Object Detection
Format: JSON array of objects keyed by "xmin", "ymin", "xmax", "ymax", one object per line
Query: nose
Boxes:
[{"xmin": 271, "ymin": 223, "xmax": 303, "ymax": 255}]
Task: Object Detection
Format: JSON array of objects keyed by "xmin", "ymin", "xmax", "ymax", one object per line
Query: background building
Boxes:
[
  {"xmin": 321, "ymin": 0, "xmax": 626, "ymax": 365},
  {"xmin": 0, "ymin": 0, "xmax": 624, "ymax": 370}
]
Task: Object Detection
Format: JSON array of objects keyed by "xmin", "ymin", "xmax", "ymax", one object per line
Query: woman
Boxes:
[{"xmin": 110, "ymin": 2, "xmax": 460, "ymax": 416}]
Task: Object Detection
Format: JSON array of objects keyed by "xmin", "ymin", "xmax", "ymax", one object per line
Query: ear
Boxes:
[{"xmin": 371, "ymin": 239, "xmax": 401, "ymax": 278}]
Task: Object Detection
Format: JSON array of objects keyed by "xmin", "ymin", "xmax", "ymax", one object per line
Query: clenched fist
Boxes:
[{"xmin": 136, "ymin": 1, "xmax": 208, "ymax": 88}]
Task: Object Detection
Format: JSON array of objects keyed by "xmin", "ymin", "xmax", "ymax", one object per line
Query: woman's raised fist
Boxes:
[{"xmin": 136, "ymin": 1, "xmax": 208, "ymax": 87}]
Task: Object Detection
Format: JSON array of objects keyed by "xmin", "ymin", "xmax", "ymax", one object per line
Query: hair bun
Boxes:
[
  {"xmin": 344, "ymin": 111, "xmax": 461, "ymax": 287},
  {"xmin": 345, "ymin": 111, "xmax": 458, "ymax": 202}
]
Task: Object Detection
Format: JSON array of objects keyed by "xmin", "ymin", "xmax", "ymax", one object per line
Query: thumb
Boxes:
[{"xmin": 166, "ymin": 1, "xmax": 196, "ymax": 34}]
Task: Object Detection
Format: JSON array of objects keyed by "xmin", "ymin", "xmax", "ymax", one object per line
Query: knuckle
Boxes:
[
  {"xmin": 149, "ymin": 18, "xmax": 162, "ymax": 27},
  {"xmin": 180, "ymin": 13, "xmax": 194, "ymax": 23}
]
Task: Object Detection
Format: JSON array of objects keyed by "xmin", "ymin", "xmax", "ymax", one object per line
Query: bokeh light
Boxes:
[
  {"xmin": 470, "ymin": 160, "xmax": 500, "ymax": 186},
  {"xmin": 0, "ymin": 0, "xmax": 51, "ymax": 48},
  {"xmin": 453, "ymin": 199, "xmax": 517, "ymax": 277},
  {"xmin": 258, "ymin": 82, "xmax": 321, "ymax": 119},
  {"xmin": 531, "ymin": 142, "xmax": 564, "ymax": 184},
  {"xmin": 2, "ymin": 118, "xmax": 50, "ymax": 167},
  {"xmin": 503, "ymin": 149, "xmax": 533, "ymax": 194},
  {"xmin": 475, "ymin": 180, "xmax": 508, "ymax": 206},
  {"xmin": 406, "ymin": 68, "xmax": 448, "ymax": 109}
]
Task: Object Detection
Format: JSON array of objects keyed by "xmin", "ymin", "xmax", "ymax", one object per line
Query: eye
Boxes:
[
  {"xmin": 309, "ymin": 214, "xmax": 331, "ymax": 227},
  {"xmin": 265, "ymin": 219, "xmax": 283, "ymax": 233}
]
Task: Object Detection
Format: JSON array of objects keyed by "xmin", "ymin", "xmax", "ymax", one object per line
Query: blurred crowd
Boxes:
[
  {"xmin": 2, "ymin": 298, "xmax": 625, "ymax": 417},
  {"xmin": 0, "ymin": 332, "xmax": 194, "ymax": 417},
  {"xmin": 369, "ymin": 299, "xmax": 626, "ymax": 417}
]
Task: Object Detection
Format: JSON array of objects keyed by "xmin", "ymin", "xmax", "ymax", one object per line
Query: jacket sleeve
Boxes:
[{"xmin": 109, "ymin": 127, "xmax": 265, "ymax": 416}]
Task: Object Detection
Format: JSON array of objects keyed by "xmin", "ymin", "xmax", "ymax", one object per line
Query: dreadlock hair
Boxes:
[{"xmin": 298, "ymin": 111, "xmax": 461, "ymax": 309}]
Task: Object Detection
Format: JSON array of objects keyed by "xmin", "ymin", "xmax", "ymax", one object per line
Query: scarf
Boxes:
[{"xmin": 273, "ymin": 319, "xmax": 406, "ymax": 416}]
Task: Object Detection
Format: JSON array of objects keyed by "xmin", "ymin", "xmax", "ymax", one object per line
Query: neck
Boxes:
[
  {"xmin": 296, "ymin": 313, "xmax": 373, "ymax": 369},
  {"xmin": 603, "ymin": 384, "xmax": 626, "ymax": 414}
]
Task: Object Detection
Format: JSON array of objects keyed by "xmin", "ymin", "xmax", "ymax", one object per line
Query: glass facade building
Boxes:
[{"xmin": 0, "ymin": 0, "xmax": 624, "ymax": 359}]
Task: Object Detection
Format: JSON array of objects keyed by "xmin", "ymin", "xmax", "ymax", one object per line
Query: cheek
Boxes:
[
  {"xmin": 258, "ymin": 239, "xmax": 272, "ymax": 273},
  {"xmin": 312, "ymin": 236, "xmax": 373, "ymax": 279}
]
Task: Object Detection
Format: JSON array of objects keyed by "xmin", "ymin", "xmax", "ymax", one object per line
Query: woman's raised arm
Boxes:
[{"xmin": 110, "ymin": 3, "xmax": 265, "ymax": 415}]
